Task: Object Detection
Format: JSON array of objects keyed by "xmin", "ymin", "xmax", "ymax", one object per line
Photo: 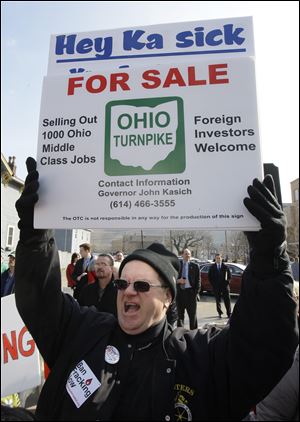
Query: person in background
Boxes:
[
  {"xmin": 113, "ymin": 251, "xmax": 124, "ymax": 278},
  {"xmin": 71, "ymin": 243, "xmax": 94, "ymax": 300},
  {"xmin": 208, "ymin": 254, "xmax": 232, "ymax": 318},
  {"xmin": 14, "ymin": 159, "xmax": 298, "ymax": 420},
  {"xmin": 1, "ymin": 253, "xmax": 16, "ymax": 297},
  {"xmin": 1, "ymin": 252, "xmax": 8, "ymax": 274},
  {"xmin": 114, "ymin": 251, "xmax": 124, "ymax": 266},
  {"xmin": 176, "ymin": 248, "xmax": 200, "ymax": 329},
  {"xmin": 86, "ymin": 256, "xmax": 97, "ymax": 284},
  {"xmin": 78, "ymin": 253, "xmax": 117, "ymax": 316},
  {"xmin": 66, "ymin": 252, "xmax": 80, "ymax": 293}
]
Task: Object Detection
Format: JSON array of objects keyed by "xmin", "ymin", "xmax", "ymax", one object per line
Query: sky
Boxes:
[{"xmin": 1, "ymin": 1, "xmax": 299, "ymax": 203}]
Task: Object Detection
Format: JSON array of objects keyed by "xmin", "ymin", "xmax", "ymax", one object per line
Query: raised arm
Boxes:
[
  {"xmin": 14, "ymin": 158, "xmax": 85, "ymax": 367},
  {"xmin": 226, "ymin": 175, "xmax": 298, "ymax": 417}
]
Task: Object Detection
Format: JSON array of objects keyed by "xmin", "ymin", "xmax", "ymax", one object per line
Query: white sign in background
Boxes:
[
  {"xmin": 48, "ymin": 16, "xmax": 254, "ymax": 75},
  {"xmin": 1, "ymin": 295, "xmax": 41, "ymax": 397},
  {"xmin": 35, "ymin": 57, "xmax": 262, "ymax": 230}
]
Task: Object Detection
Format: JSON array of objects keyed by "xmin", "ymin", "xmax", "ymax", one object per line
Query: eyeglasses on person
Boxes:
[{"xmin": 113, "ymin": 279, "xmax": 167, "ymax": 293}]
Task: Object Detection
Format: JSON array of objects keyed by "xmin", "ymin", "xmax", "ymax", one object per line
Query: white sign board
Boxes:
[
  {"xmin": 34, "ymin": 56, "xmax": 262, "ymax": 230},
  {"xmin": 47, "ymin": 17, "xmax": 254, "ymax": 75},
  {"xmin": 1, "ymin": 294, "xmax": 41, "ymax": 396}
]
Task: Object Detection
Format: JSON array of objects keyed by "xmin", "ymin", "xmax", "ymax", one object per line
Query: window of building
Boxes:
[
  {"xmin": 294, "ymin": 189, "xmax": 299, "ymax": 202},
  {"xmin": 6, "ymin": 226, "xmax": 14, "ymax": 248}
]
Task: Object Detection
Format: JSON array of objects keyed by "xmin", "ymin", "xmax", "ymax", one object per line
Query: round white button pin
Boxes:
[{"xmin": 105, "ymin": 345, "xmax": 120, "ymax": 364}]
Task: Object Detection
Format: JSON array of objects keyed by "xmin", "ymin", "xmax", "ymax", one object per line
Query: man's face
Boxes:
[
  {"xmin": 215, "ymin": 255, "xmax": 222, "ymax": 264},
  {"xmin": 115, "ymin": 253, "xmax": 124, "ymax": 262},
  {"xmin": 94, "ymin": 256, "xmax": 113, "ymax": 280},
  {"xmin": 79, "ymin": 247, "xmax": 89, "ymax": 259},
  {"xmin": 117, "ymin": 260, "xmax": 172, "ymax": 335},
  {"xmin": 8, "ymin": 256, "xmax": 15, "ymax": 268},
  {"xmin": 183, "ymin": 249, "xmax": 191, "ymax": 262}
]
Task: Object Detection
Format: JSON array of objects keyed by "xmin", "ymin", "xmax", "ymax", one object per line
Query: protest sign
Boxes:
[
  {"xmin": 47, "ymin": 16, "xmax": 254, "ymax": 75},
  {"xmin": 1, "ymin": 294, "xmax": 41, "ymax": 396},
  {"xmin": 34, "ymin": 56, "xmax": 262, "ymax": 230}
]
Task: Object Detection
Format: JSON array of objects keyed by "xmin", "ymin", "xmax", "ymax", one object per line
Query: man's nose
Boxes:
[{"xmin": 123, "ymin": 282, "xmax": 137, "ymax": 295}]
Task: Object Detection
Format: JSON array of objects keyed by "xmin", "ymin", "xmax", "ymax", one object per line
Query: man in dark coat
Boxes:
[
  {"xmin": 208, "ymin": 254, "xmax": 232, "ymax": 318},
  {"xmin": 78, "ymin": 253, "xmax": 117, "ymax": 317},
  {"xmin": 14, "ymin": 158, "xmax": 298, "ymax": 421},
  {"xmin": 72, "ymin": 243, "xmax": 94, "ymax": 300},
  {"xmin": 176, "ymin": 248, "xmax": 200, "ymax": 329}
]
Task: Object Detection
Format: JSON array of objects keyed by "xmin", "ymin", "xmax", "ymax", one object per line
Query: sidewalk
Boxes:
[{"xmin": 187, "ymin": 294, "xmax": 238, "ymax": 329}]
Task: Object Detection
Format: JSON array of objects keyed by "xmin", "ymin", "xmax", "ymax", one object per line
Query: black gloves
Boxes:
[
  {"xmin": 244, "ymin": 175, "xmax": 286, "ymax": 254},
  {"xmin": 15, "ymin": 157, "xmax": 42, "ymax": 242},
  {"xmin": 243, "ymin": 175, "xmax": 288, "ymax": 276},
  {"xmin": 16, "ymin": 157, "xmax": 39, "ymax": 229}
]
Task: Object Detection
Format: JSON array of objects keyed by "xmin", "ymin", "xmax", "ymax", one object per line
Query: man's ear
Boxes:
[{"xmin": 164, "ymin": 288, "xmax": 173, "ymax": 309}]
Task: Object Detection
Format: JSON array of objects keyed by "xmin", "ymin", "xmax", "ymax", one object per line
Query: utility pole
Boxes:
[
  {"xmin": 64, "ymin": 229, "xmax": 67, "ymax": 252},
  {"xmin": 225, "ymin": 230, "xmax": 228, "ymax": 261}
]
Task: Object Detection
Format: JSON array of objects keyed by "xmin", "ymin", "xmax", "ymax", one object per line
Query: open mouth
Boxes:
[{"xmin": 124, "ymin": 302, "xmax": 140, "ymax": 313}]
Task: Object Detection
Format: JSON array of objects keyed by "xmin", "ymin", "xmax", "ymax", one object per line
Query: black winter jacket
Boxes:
[
  {"xmin": 208, "ymin": 263, "xmax": 231, "ymax": 288},
  {"xmin": 15, "ymin": 231, "xmax": 298, "ymax": 421},
  {"xmin": 78, "ymin": 277, "xmax": 117, "ymax": 316}
]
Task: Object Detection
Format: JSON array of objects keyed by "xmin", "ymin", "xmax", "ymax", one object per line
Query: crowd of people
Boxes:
[{"xmin": 1, "ymin": 157, "xmax": 299, "ymax": 421}]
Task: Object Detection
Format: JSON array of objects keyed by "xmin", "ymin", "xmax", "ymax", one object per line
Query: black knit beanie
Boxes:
[{"xmin": 119, "ymin": 243, "xmax": 180, "ymax": 300}]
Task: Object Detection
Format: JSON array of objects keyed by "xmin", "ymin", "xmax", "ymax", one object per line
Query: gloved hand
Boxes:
[
  {"xmin": 243, "ymin": 175, "xmax": 288, "ymax": 275},
  {"xmin": 15, "ymin": 157, "xmax": 40, "ymax": 240}
]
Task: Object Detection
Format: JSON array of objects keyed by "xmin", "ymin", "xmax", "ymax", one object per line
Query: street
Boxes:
[{"xmin": 184, "ymin": 293, "xmax": 239, "ymax": 329}]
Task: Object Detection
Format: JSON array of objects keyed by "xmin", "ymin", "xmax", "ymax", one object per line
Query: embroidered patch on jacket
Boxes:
[{"xmin": 174, "ymin": 383, "xmax": 194, "ymax": 421}]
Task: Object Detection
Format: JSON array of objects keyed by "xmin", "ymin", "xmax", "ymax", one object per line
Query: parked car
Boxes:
[
  {"xmin": 200, "ymin": 262, "xmax": 246, "ymax": 295},
  {"xmin": 177, "ymin": 256, "xmax": 212, "ymax": 268},
  {"xmin": 190, "ymin": 258, "xmax": 212, "ymax": 267}
]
